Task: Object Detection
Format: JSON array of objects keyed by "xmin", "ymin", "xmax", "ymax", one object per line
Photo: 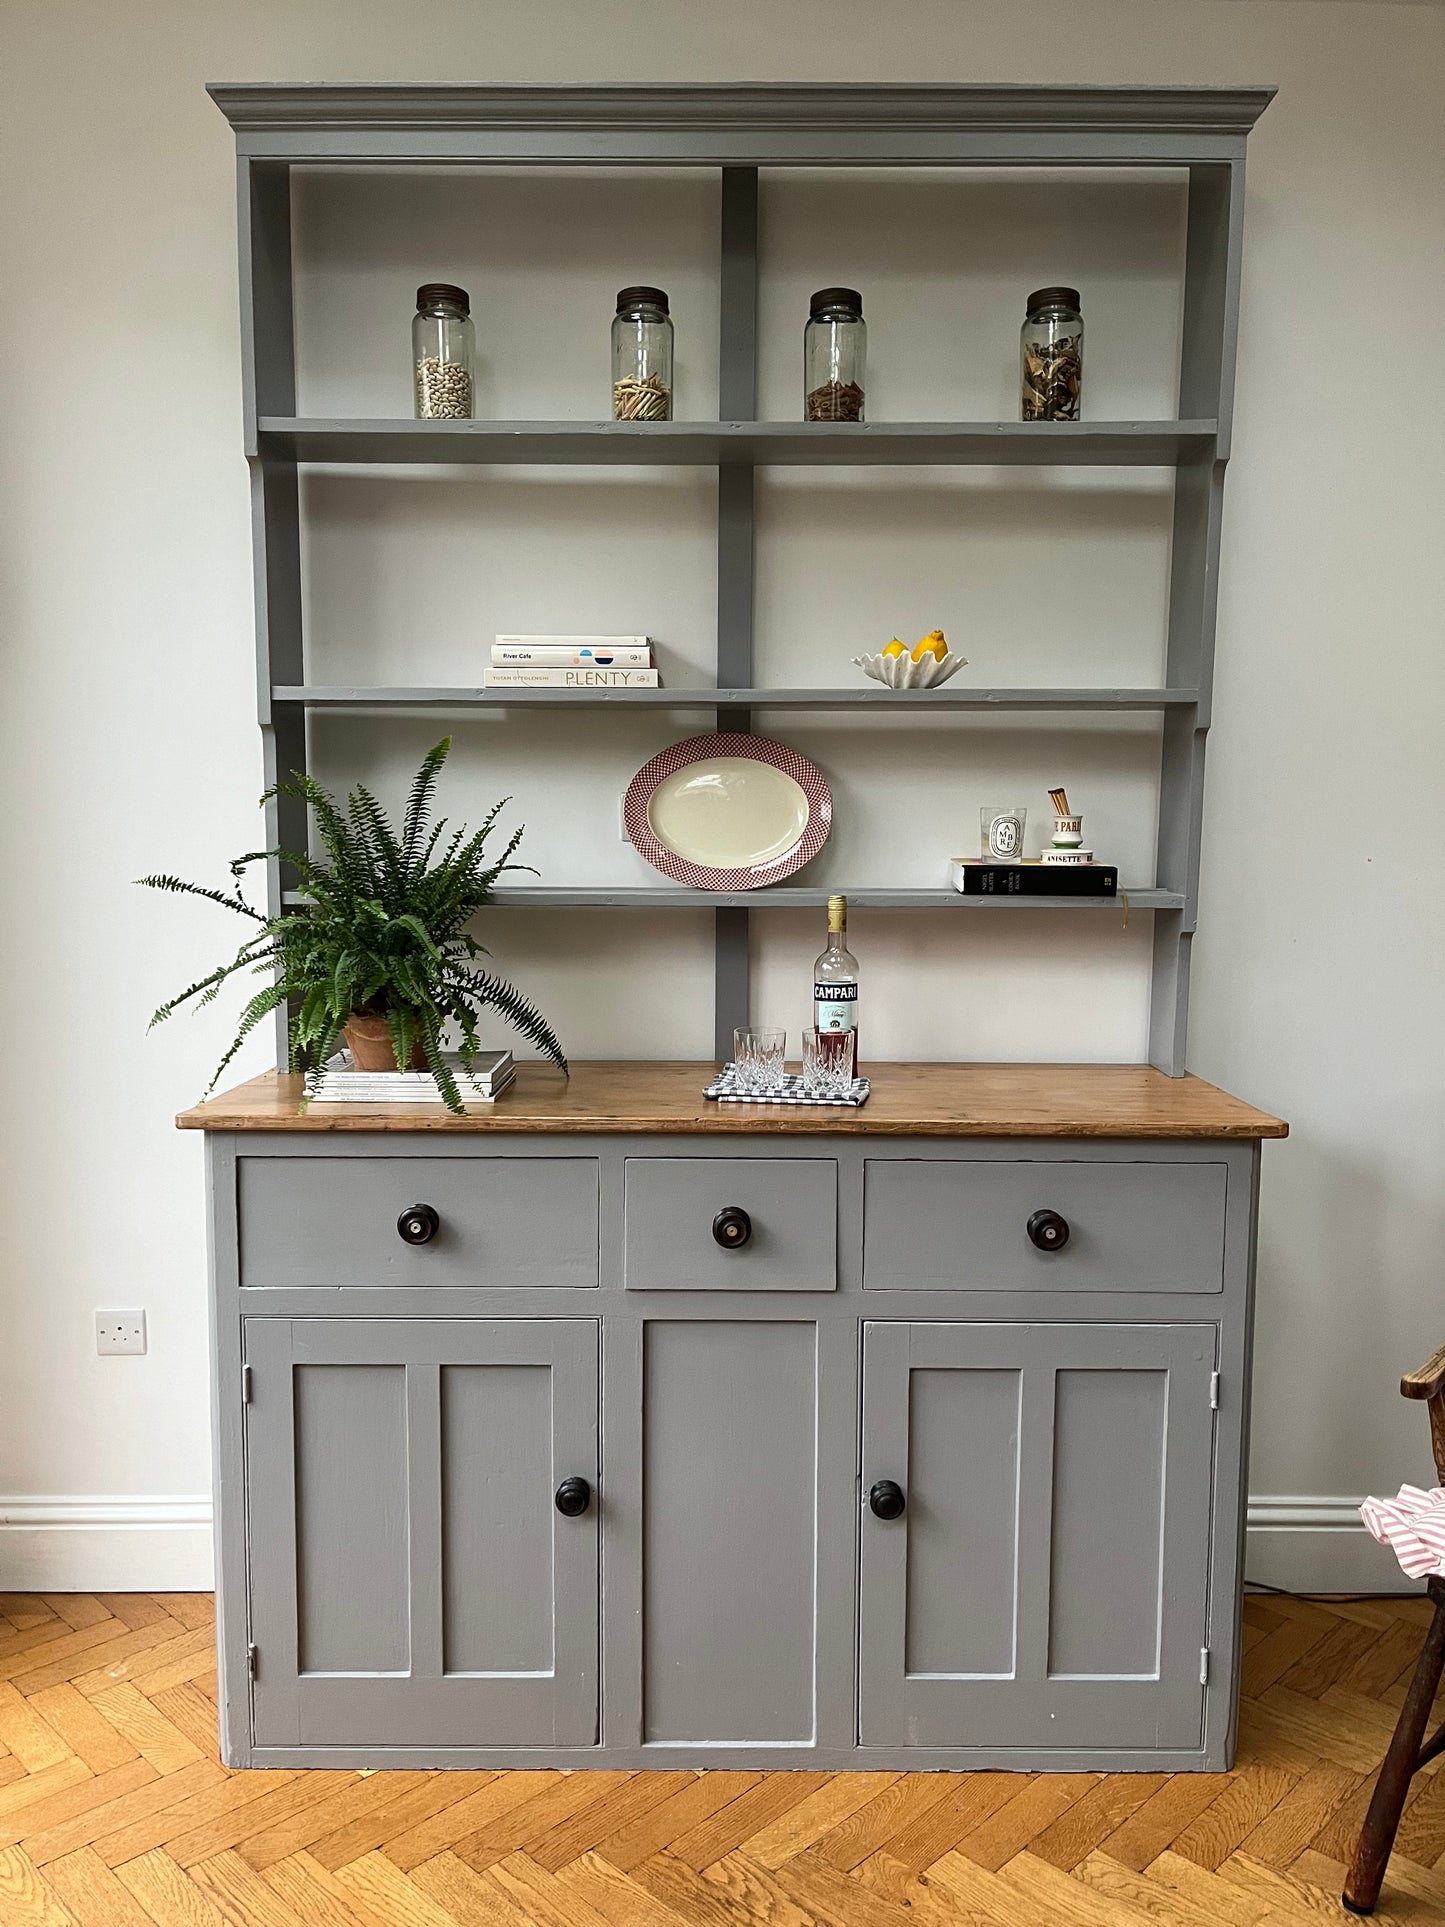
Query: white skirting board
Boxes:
[
  {"xmin": 1245, "ymin": 1496, "xmax": 1419, "ymax": 1595},
  {"xmin": 0, "ymin": 1497, "xmax": 214, "ymax": 1592},
  {"xmin": 0, "ymin": 1494, "xmax": 1420, "ymax": 1597}
]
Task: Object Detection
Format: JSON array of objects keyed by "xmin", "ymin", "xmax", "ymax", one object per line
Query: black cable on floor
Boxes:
[{"xmin": 1244, "ymin": 1577, "xmax": 1426, "ymax": 1604}]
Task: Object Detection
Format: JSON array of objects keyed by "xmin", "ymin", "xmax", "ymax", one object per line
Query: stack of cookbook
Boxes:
[
  {"xmin": 483, "ymin": 635, "xmax": 659, "ymax": 689},
  {"xmin": 305, "ymin": 1049, "xmax": 515, "ymax": 1104}
]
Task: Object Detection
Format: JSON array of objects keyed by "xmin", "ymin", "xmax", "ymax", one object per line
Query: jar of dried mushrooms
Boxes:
[
  {"xmin": 413, "ymin": 283, "xmax": 474, "ymax": 419},
  {"xmin": 805, "ymin": 287, "xmax": 866, "ymax": 422},
  {"xmin": 612, "ymin": 287, "xmax": 673, "ymax": 421},
  {"xmin": 1020, "ymin": 286, "xmax": 1083, "ymax": 422}
]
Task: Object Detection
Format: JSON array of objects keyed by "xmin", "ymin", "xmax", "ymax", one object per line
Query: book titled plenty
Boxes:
[{"xmin": 484, "ymin": 666, "xmax": 660, "ymax": 687}]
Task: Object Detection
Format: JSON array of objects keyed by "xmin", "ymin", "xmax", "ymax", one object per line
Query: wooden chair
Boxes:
[{"xmin": 1343, "ymin": 1343, "xmax": 1445, "ymax": 1915}]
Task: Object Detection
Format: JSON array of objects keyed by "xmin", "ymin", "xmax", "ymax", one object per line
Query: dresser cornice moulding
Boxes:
[{"xmin": 206, "ymin": 81, "xmax": 1277, "ymax": 139}]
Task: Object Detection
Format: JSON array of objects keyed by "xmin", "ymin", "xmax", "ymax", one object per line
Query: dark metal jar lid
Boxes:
[
  {"xmin": 810, "ymin": 286, "xmax": 863, "ymax": 317},
  {"xmin": 416, "ymin": 283, "xmax": 470, "ymax": 313},
  {"xmin": 616, "ymin": 286, "xmax": 669, "ymax": 313},
  {"xmin": 1025, "ymin": 286, "xmax": 1081, "ymax": 314}
]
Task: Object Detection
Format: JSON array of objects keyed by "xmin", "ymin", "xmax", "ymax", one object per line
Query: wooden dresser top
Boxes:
[{"xmin": 177, "ymin": 1062, "xmax": 1287, "ymax": 1140}]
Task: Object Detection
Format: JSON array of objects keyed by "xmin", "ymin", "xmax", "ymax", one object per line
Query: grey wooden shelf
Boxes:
[
  {"xmin": 277, "ymin": 685, "xmax": 1199, "ymax": 711},
  {"xmin": 213, "ymin": 82, "xmax": 1271, "ymax": 1073},
  {"xmin": 283, "ymin": 885, "xmax": 1179, "ymax": 911},
  {"xmin": 495, "ymin": 886, "xmax": 1181, "ymax": 910},
  {"xmin": 259, "ymin": 417, "xmax": 1216, "ymax": 468}
]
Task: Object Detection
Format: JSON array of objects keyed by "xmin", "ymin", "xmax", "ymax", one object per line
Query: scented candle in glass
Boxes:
[{"xmin": 980, "ymin": 805, "xmax": 1027, "ymax": 862}]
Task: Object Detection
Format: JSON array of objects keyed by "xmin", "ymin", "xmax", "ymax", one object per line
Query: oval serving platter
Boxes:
[{"xmin": 623, "ymin": 733, "xmax": 832, "ymax": 889}]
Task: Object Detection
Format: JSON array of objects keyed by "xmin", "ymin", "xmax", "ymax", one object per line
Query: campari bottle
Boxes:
[{"xmin": 813, "ymin": 894, "xmax": 858, "ymax": 1073}]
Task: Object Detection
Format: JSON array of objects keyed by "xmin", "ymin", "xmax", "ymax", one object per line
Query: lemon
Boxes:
[
  {"xmin": 882, "ymin": 638, "xmax": 907, "ymax": 658},
  {"xmin": 911, "ymin": 629, "xmax": 948, "ymax": 662}
]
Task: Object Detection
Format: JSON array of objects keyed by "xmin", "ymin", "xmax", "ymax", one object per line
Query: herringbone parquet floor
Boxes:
[{"xmin": 1, "ymin": 1590, "xmax": 1443, "ymax": 1925}]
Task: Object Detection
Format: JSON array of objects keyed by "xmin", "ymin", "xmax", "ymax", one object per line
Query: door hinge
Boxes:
[
  {"xmin": 1200, "ymin": 1646, "xmax": 1210, "ymax": 1685},
  {"xmin": 246, "ymin": 1642, "xmax": 258, "ymax": 1680},
  {"xmin": 242, "ymin": 1363, "xmax": 252, "ymax": 1404},
  {"xmin": 1209, "ymin": 1371, "xmax": 1220, "ymax": 1410}
]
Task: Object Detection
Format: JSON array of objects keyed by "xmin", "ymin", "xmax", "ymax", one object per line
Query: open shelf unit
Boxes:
[{"xmin": 210, "ymin": 81, "xmax": 1272, "ymax": 1071}]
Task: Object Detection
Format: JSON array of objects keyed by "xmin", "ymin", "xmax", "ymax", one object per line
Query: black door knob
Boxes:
[
  {"xmin": 554, "ymin": 1476, "xmax": 591, "ymax": 1517},
  {"xmin": 1027, "ymin": 1208, "xmax": 1070, "ymax": 1252},
  {"xmin": 869, "ymin": 1479, "xmax": 906, "ymax": 1520},
  {"xmin": 397, "ymin": 1203, "xmax": 440, "ymax": 1246},
  {"xmin": 712, "ymin": 1206, "xmax": 752, "ymax": 1250}
]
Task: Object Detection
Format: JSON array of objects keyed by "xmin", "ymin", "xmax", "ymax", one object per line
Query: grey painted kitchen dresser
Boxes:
[{"xmin": 182, "ymin": 1062, "xmax": 1286, "ymax": 1772}]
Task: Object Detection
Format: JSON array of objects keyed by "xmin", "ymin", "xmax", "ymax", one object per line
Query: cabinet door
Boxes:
[
  {"xmin": 245, "ymin": 1318, "xmax": 598, "ymax": 1748},
  {"xmin": 641, "ymin": 1319, "xmax": 821, "ymax": 1743},
  {"xmin": 859, "ymin": 1322, "xmax": 1215, "ymax": 1751}
]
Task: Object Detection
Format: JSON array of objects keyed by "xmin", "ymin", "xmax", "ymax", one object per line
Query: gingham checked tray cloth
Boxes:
[{"xmin": 703, "ymin": 1067, "xmax": 871, "ymax": 1108}]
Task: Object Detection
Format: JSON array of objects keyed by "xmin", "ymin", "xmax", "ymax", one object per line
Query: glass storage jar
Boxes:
[
  {"xmin": 1020, "ymin": 286, "xmax": 1083, "ymax": 421},
  {"xmin": 611, "ymin": 287, "xmax": 673, "ymax": 420},
  {"xmin": 413, "ymin": 284, "xmax": 474, "ymax": 419},
  {"xmin": 805, "ymin": 287, "xmax": 866, "ymax": 421}
]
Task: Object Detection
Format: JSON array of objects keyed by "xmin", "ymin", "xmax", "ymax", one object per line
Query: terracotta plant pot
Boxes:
[{"xmin": 343, "ymin": 1011, "xmax": 427, "ymax": 1072}]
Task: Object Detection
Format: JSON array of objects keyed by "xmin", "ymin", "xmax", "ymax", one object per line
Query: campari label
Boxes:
[{"xmin": 814, "ymin": 981, "xmax": 858, "ymax": 1031}]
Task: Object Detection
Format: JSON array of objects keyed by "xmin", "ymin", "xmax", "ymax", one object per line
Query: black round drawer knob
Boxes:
[
  {"xmin": 869, "ymin": 1479, "xmax": 906, "ymax": 1521},
  {"xmin": 712, "ymin": 1206, "xmax": 752, "ymax": 1250},
  {"xmin": 554, "ymin": 1477, "xmax": 591, "ymax": 1517},
  {"xmin": 397, "ymin": 1203, "xmax": 440, "ymax": 1246},
  {"xmin": 1027, "ymin": 1209, "xmax": 1070, "ymax": 1252}
]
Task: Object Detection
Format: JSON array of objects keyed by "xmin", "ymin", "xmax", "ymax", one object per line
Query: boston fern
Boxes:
[{"xmin": 141, "ymin": 740, "xmax": 566, "ymax": 1113}]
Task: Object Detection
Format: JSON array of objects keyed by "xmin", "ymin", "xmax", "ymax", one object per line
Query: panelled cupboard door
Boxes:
[
  {"xmin": 244, "ymin": 1318, "xmax": 598, "ymax": 1748},
  {"xmin": 859, "ymin": 1322, "xmax": 1216, "ymax": 1751},
  {"xmin": 641, "ymin": 1319, "xmax": 822, "ymax": 1743}
]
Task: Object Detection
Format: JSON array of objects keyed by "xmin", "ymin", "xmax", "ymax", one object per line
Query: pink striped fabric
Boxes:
[{"xmin": 1360, "ymin": 1485, "xmax": 1445, "ymax": 1578}]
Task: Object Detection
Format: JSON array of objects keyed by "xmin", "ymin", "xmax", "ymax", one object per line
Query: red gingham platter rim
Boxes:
[{"xmin": 623, "ymin": 733, "xmax": 833, "ymax": 889}]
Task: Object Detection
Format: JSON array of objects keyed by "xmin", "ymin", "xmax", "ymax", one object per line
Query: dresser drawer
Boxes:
[
  {"xmin": 624, "ymin": 1158, "xmax": 837, "ymax": 1291},
  {"xmin": 237, "ymin": 1156, "xmax": 599, "ymax": 1289},
  {"xmin": 863, "ymin": 1159, "xmax": 1227, "ymax": 1293}
]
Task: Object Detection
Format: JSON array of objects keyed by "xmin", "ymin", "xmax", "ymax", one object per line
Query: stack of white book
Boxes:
[
  {"xmin": 305, "ymin": 1049, "xmax": 515, "ymax": 1104},
  {"xmin": 483, "ymin": 635, "xmax": 659, "ymax": 688}
]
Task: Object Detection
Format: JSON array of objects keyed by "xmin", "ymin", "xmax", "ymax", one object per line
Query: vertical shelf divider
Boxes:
[
  {"xmin": 713, "ymin": 165, "xmax": 759, "ymax": 1060},
  {"xmin": 239, "ymin": 157, "xmax": 307, "ymax": 1066},
  {"xmin": 1150, "ymin": 158, "xmax": 1245, "ymax": 1074}
]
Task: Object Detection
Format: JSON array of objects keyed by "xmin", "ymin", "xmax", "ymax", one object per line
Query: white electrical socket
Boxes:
[{"xmin": 96, "ymin": 1309, "xmax": 147, "ymax": 1356}]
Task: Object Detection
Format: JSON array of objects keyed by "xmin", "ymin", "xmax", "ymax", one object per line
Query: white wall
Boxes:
[{"xmin": 1, "ymin": 0, "xmax": 1442, "ymax": 1591}]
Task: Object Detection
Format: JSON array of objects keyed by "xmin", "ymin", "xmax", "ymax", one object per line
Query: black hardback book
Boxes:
[{"xmin": 953, "ymin": 861, "xmax": 1119, "ymax": 897}]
